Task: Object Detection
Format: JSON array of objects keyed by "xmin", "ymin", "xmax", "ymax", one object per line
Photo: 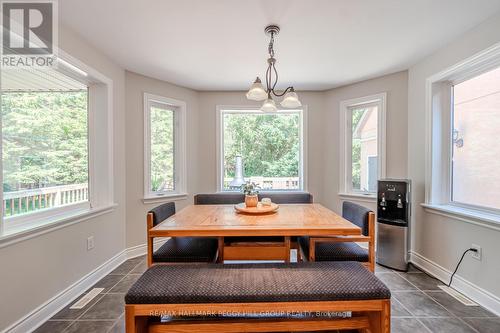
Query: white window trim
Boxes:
[
  {"xmin": 0, "ymin": 48, "xmax": 116, "ymax": 244},
  {"xmin": 143, "ymin": 93, "xmax": 187, "ymax": 201},
  {"xmin": 339, "ymin": 93, "xmax": 386, "ymax": 199},
  {"xmin": 366, "ymin": 154, "xmax": 378, "ymax": 191},
  {"xmin": 424, "ymin": 42, "xmax": 500, "ymax": 226},
  {"xmin": 215, "ymin": 105, "xmax": 308, "ymax": 192}
]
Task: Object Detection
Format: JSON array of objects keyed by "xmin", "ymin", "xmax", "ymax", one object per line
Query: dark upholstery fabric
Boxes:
[
  {"xmin": 153, "ymin": 237, "xmax": 218, "ymax": 263},
  {"xmin": 149, "ymin": 202, "xmax": 176, "ymax": 227},
  {"xmin": 125, "ymin": 261, "xmax": 390, "ymax": 304},
  {"xmin": 194, "ymin": 192, "xmax": 313, "ymax": 205},
  {"xmin": 342, "ymin": 201, "xmax": 371, "ymax": 236},
  {"xmin": 298, "ymin": 237, "xmax": 369, "ymax": 262}
]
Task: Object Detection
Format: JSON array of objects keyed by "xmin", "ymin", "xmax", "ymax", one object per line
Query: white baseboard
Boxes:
[
  {"xmin": 4, "ymin": 250, "xmax": 127, "ymax": 333},
  {"xmin": 410, "ymin": 251, "xmax": 500, "ymax": 316},
  {"xmin": 125, "ymin": 238, "xmax": 168, "ymax": 259},
  {"xmin": 3, "ymin": 239, "xmax": 167, "ymax": 333}
]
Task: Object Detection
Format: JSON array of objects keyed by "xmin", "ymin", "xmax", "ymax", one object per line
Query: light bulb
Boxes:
[
  {"xmin": 260, "ymin": 97, "xmax": 278, "ymax": 112},
  {"xmin": 246, "ymin": 77, "xmax": 267, "ymax": 101},
  {"xmin": 280, "ymin": 89, "xmax": 302, "ymax": 108}
]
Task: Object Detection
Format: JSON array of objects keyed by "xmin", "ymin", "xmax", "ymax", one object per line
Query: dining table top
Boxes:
[{"xmin": 150, "ymin": 203, "xmax": 361, "ymax": 237}]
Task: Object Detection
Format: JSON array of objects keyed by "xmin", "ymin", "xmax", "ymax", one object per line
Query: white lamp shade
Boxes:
[
  {"xmin": 260, "ymin": 98, "xmax": 278, "ymax": 112},
  {"xmin": 246, "ymin": 79, "xmax": 267, "ymax": 101},
  {"xmin": 280, "ymin": 90, "xmax": 302, "ymax": 108}
]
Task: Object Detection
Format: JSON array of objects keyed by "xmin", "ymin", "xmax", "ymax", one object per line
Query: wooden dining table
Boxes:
[{"xmin": 150, "ymin": 203, "xmax": 361, "ymax": 262}]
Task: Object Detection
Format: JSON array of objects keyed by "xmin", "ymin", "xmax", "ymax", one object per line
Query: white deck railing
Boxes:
[
  {"xmin": 224, "ymin": 177, "xmax": 300, "ymax": 190},
  {"xmin": 3, "ymin": 183, "xmax": 88, "ymax": 217}
]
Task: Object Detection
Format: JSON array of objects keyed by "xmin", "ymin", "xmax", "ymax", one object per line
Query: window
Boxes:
[
  {"xmin": 451, "ymin": 66, "xmax": 500, "ymax": 211},
  {"xmin": 217, "ymin": 108, "xmax": 305, "ymax": 191},
  {"xmin": 425, "ymin": 45, "xmax": 500, "ymax": 222},
  {"xmin": 144, "ymin": 93, "xmax": 186, "ymax": 199},
  {"xmin": 2, "ymin": 89, "xmax": 89, "ymax": 218},
  {"xmin": 339, "ymin": 94, "xmax": 386, "ymax": 196},
  {"xmin": 0, "ymin": 54, "xmax": 115, "ymax": 239}
]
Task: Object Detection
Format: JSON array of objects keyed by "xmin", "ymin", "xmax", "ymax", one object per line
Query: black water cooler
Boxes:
[{"xmin": 376, "ymin": 179, "xmax": 411, "ymax": 271}]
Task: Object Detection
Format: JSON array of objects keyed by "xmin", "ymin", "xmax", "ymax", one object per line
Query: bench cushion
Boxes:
[
  {"xmin": 125, "ymin": 261, "xmax": 390, "ymax": 304},
  {"xmin": 153, "ymin": 237, "xmax": 218, "ymax": 263},
  {"xmin": 194, "ymin": 192, "xmax": 313, "ymax": 205},
  {"xmin": 149, "ymin": 202, "xmax": 176, "ymax": 227},
  {"xmin": 299, "ymin": 237, "xmax": 369, "ymax": 262},
  {"xmin": 343, "ymin": 201, "xmax": 371, "ymax": 236}
]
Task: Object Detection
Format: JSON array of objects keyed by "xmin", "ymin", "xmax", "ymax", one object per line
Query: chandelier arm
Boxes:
[
  {"xmin": 271, "ymin": 62, "xmax": 279, "ymax": 92},
  {"xmin": 272, "ymin": 86, "xmax": 294, "ymax": 97},
  {"xmin": 265, "ymin": 63, "xmax": 272, "ymax": 92}
]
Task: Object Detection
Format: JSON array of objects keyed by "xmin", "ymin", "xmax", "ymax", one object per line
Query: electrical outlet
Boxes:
[
  {"xmin": 87, "ymin": 236, "xmax": 95, "ymax": 251},
  {"xmin": 471, "ymin": 244, "xmax": 481, "ymax": 261}
]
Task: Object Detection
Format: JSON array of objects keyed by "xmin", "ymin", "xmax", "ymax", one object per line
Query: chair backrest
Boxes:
[
  {"xmin": 342, "ymin": 201, "xmax": 372, "ymax": 236},
  {"xmin": 194, "ymin": 192, "xmax": 313, "ymax": 205},
  {"xmin": 148, "ymin": 202, "xmax": 176, "ymax": 227}
]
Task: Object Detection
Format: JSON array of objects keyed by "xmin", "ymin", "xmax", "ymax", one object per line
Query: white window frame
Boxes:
[
  {"xmin": 423, "ymin": 43, "xmax": 500, "ymax": 227},
  {"xmin": 216, "ymin": 106, "xmax": 307, "ymax": 192},
  {"xmin": 143, "ymin": 93, "xmax": 187, "ymax": 202},
  {"xmin": 339, "ymin": 93, "xmax": 386, "ymax": 199},
  {"xmin": 0, "ymin": 49, "xmax": 116, "ymax": 244},
  {"xmin": 366, "ymin": 154, "xmax": 378, "ymax": 192}
]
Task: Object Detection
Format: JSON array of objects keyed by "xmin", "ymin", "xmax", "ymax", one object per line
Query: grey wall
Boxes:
[
  {"xmin": 322, "ymin": 71, "xmax": 409, "ymax": 213},
  {"xmin": 0, "ymin": 24, "xmax": 126, "ymax": 331},
  {"xmin": 125, "ymin": 71, "xmax": 200, "ymax": 248},
  {"xmin": 3, "ymin": 11, "xmax": 500, "ymax": 330},
  {"xmin": 408, "ymin": 11, "xmax": 500, "ymax": 300}
]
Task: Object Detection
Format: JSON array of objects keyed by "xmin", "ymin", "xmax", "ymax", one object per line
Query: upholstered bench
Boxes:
[{"xmin": 125, "ymin": 261, "xmax": 391, "ymax": 332}]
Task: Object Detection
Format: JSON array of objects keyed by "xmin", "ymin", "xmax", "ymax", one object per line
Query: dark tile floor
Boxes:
[{"xmin": 33, "ymin": 256, "xmax": 499, "ymax": 333}]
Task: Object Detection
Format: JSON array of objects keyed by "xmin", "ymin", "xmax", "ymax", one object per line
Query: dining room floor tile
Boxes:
[{"xmin": 32, "ymin": 257, "xmax": 499, "ymax": 333}]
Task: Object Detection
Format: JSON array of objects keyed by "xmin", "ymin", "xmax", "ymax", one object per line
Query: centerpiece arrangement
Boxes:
[
  {"xmin": 241, "ymin": 181, "xmax": 259, "ymax": 208},
  {"xmin": 234, "ymin": 181, "xmax": 279, "ymax": 214}
]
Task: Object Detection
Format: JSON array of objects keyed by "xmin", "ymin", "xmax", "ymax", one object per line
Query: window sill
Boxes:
[
  {"xmin": 338, "ymin": 192, "xmax": 377, "ymax": 203},
  {"xmin": 0, "ymin": 204, "xmax": 117, "ymax": 249},
  {"xmin": 142, "ymin": 193, "xmax": 189, "ymax": 204},
  {"xmin": 421, "ymin": 203, "xmax": 500, "ymax": 231}
]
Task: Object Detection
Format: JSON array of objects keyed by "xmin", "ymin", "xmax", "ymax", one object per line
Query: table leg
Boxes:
[
  {"xmin": 217, "ymin": 237, "xmax": 224, "ymax": 263},
  {"xmin": 284, "ymin": 236, "xmax": 291, "ymax": 263}
]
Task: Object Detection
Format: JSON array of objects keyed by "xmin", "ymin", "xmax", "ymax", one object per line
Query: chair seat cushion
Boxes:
[
  {"xmin": 153, "ymin": 237, "xmax": 218, "ymax": 263},
  {"xmin": 299, "ymin": 237, "xmax": 369, "ymax": 262},
  {"xmin": 125, "ymin": 261, "xmax": 390, "ymax": 304}
]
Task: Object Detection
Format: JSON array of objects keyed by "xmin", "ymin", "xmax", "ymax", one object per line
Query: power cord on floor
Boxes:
[{"xmin": 448, "ymin": 248, "xmax": 478, "ymax": 287}]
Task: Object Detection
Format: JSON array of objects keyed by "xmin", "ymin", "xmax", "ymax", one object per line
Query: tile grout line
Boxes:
[
  {"xmin": 59, "ymin": 259, "xmax": 138, "ymax": 333},
  {"xmin": 395, "ymin": 269, "xmax": 480, "ymax": 333},
  {"xmin": 421, "ymin": 289, "xmax": 482, "ymax": 333},
  {"xmin": 376, "ymin": 267, "xmax": 434, "ymax": 333},
  {"xmin": 102, "ymin": 257, "xmax": 146, "ymax": 332},
  {"xmin": 390, "ymin": 268, "xmax": 449, "ymax": 332}
]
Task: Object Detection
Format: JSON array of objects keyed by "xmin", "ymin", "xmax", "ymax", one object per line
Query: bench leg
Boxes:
[
  {"xmin": 126, "ymin": 305, "xmax": 148, "ymax": 333},
  {"xmin": 365, "ymin": 300, "xmax": 390, "ymax": 333}
]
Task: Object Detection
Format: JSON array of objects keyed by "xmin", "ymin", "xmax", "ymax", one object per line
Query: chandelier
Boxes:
[{"xmin": 246, "ymin": 25, "xmax": 302, "ymax": 112}]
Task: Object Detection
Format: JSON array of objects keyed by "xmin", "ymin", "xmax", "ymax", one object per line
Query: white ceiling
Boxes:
[{"xmin": 60, "ymin": 0, "xmax": 500, "ymax": 91}]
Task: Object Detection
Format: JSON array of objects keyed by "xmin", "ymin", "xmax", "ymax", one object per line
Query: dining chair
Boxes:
[
  {"xmin": 298, "ymin": 201, "xmax": 375, "ymax": 271},
  {"xmin": 147, "ymin": 202, "xmax": 218, "ymax": 266},
  {"xmin": 194, "ymin": 192, "xmax": 313, "ymax": 261}
]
